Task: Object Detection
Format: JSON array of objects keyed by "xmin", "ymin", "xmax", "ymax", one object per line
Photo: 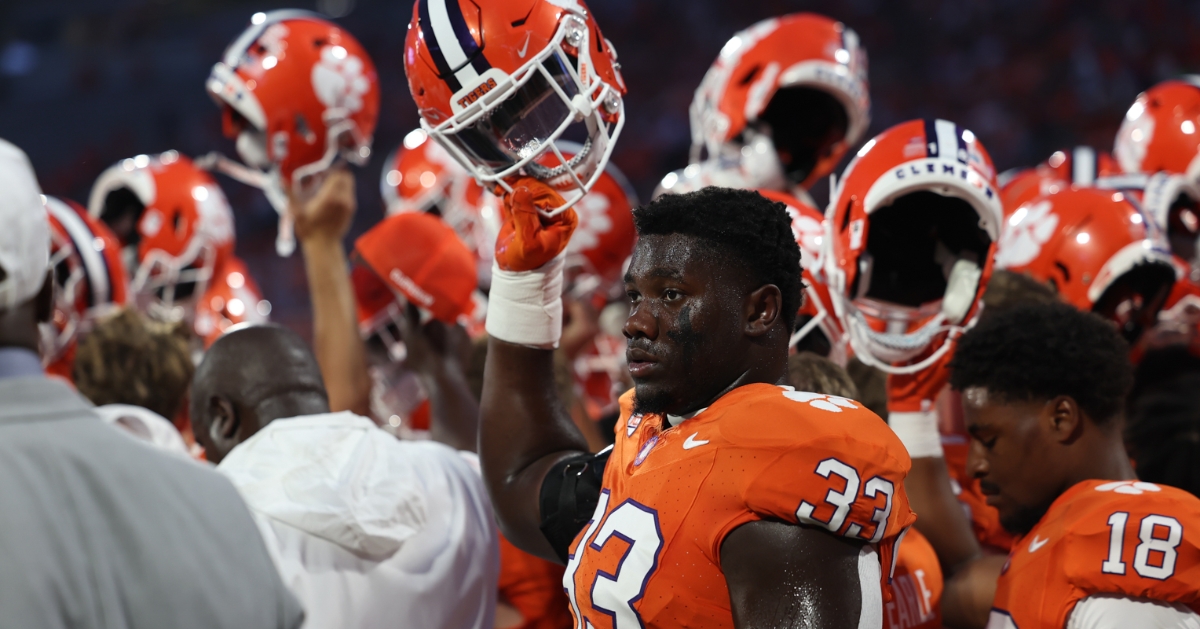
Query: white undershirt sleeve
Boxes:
[{"xmin": 1066, "ymin": 594, "xmax": 1200, "ymax": 629}]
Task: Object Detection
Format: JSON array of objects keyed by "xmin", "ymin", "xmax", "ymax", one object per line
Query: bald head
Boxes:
[{"xmin": 191, "ymin": 325, "xmax": 328, "ymax": 463}]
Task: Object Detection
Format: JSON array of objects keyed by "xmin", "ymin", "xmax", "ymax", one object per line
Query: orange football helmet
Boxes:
[
  {"xmin": 997, "ymin": 187, "xmax": 1176, "ymax": 342},
  {"xmin": 41, "ymin": 196, "xmax": 129, "ymax": 379},
  {"xmin": 826, "ymin": 119, "xmax": 1002, "ymax": 374},
  {"xmin": 689, "ymin": 13, "xmax": 869, "ymax": 191},
  {"xmin": 194, "ymin": 257, "xmax": 270, "ymax": 348},
  {"xmin": 404, "ymin": 0, "xmax": 626, "ymax": 215},
  {"xmin": 207, "ymin": 10, "xmax": 379, "ymax": 255},
  {"xmin": 999, "ymin": 146, "xmax": 1121, "ymax": 213},
  {"xmin": 754, "ymin": 189, "xmax": 848, "ymax": 363},
  {"xmin": 1115, "ymin": 78, "xmax": 1200, "ymax": 182},
  {"xmin": 88, "ymin": 152, "xmax": 235, "ymax": 324}
]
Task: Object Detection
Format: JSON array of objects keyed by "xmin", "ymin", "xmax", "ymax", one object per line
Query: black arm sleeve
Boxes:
[{"xmin": 538, "ymin": 446, "xmax": 611, "ymax": 563}]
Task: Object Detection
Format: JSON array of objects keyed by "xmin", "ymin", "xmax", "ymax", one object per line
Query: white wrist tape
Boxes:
[
  {"xmin": 889, "ymin": 410, "xmax": 944, "ymax": 459},
  {"xmin": 485, "ymin": 254, "xmax": 565, "ymax": 349}
]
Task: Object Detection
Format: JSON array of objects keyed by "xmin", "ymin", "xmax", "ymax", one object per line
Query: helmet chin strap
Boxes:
[{"xmin": 843, "ymin": 307, "xmax": 964, "ymax": 375}]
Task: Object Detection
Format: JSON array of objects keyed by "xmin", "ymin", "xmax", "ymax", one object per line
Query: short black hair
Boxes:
[
  {"xmin": 948, "ymin": 301, "xmax": 1132, "ymax": 425},
  {"xmin": 1127, "ymin": 373, "xmax": 1200, "ymax": 495},
  {"xmin": 634, "ymin": 187, "xmax": 803, "ymax": 328}
]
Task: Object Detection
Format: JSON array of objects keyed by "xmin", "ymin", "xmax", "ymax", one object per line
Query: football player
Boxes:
[
  {"xmin": 657, "ymin": 13, "xmax": 869, "ymax": 205},
  {"xmin": 484, "ymin": 185, "xmax": 915, "ymax": 627},
  {"xmin": 913, "ymin": 302, "xmax": 1200, "ymax": 628}
]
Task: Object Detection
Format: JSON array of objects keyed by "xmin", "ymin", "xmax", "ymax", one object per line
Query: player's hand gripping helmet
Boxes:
[
  {"xmin": 826, "ymin": 119, "xmax": 1002, "ymax": 374},
  {"xmin": 41, "ymin": 196, "xmax": 129, "ymax": 379},
  {"xmin": 1115, "ymin": 78, "xmax": 1200, "ymax": 183},
  {"xmin": 404, "ymin": 0, "xmax": 626, "ymax": 215},
  {"xmin": 207, "ymin": 10, "xmax": 380, "ymax": 255},
  {"xmin": 756, "ymin": 189, "xmax": 848, "ymax": 363},
  {"xmin": 689, "ymin": 13, "xmax": 869, "ymax": 192},
  {"xmin": 999, "ymin": 146, "xmax": 1121, "ymax": 213},
  {"xmin": 996, "ymin": 187, "xmax": 1177, "ymax": 343},
  {"xmin": 88, "ymin": 151, "xmax": 235, "ymax": 323}
]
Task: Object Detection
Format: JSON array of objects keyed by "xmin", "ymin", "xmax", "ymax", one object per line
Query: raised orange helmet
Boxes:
[
  {"xmin": 997, "ymin": 187, "xmax": 1176, "ymax": 342},
  {"xmin": 690, "ymin": 13, "xmax": 868, "ymax": 191},
  {"xmin": 208, "ymin": 10, "xmax": 379, "ymax": 254},
  {"xmin": 826, "ymin": 119, "xmax": 1002, "ymax": 373},
  {"xmin": 1115, "ymin": 78, "xmax": 1200, "ymax": 181},
  {"xmin": 404, "ymin": 0, "xmax": 626, "ymax": 215},
  {"xmin": 88, "ymin": 151, "xmax": 234, "ymax": 324},
  {"xmin": 41, "ymin": 196, "xmax": 129, "ymax": 379}
]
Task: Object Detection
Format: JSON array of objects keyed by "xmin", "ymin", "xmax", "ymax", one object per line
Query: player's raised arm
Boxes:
[{"xmin": 480, "ymin": 179, "xmax": 593, "ymax": 560}]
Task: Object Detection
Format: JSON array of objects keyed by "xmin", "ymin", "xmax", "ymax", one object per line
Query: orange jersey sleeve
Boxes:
[
  {"xmin": 498, "ymin": 535, "xmax": 572, "ymax": 629},
  {"xmin": 562, "ymin": 383, "xmax": 916, "ymax": 629},
  {"xmin": 992, "ymin": 479, "xmax": 1200, "ymax": 628},
  {"xmin": 887, "ymin": 527, "xmax": 943, "ymax": 629}
]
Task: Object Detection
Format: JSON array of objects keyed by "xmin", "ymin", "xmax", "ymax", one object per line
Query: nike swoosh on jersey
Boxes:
[
  {"xmin": 1028, "ymin": 536, "xmax": 1049, "ymax": 553},
  {"xmin": 683, "ymin": 433, "xmax": 710, "ymax": 450}
]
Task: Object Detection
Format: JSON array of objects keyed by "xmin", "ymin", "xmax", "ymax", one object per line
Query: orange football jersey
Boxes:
[
  {"xmin": 991, "ymin": 479, "xmax": 1200, "ymax": 628},
  {"xmin": 563, "ymin": 383, "xmax": 916, "ymax": 628},
  {"xmin": 887, "ymin": 527, "xmax": 942, "ymax": 629},
  {"xmin": 499, "ymin": 535, "xmax": 572, "ymax": 629}
]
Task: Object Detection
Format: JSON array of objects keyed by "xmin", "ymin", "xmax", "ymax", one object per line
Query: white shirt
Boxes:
[{"xmin": 218, "ymin": 412, "xmax": 499, "ymax": 629}]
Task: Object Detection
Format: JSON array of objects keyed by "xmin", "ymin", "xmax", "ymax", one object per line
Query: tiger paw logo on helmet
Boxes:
[
  {"xmin": 994, "ymin": 200, "xmax": 1058, "ymax": 269},
  {"xmin": 312, "ymin": 46, "xmax": 371, "ymax": 114}
]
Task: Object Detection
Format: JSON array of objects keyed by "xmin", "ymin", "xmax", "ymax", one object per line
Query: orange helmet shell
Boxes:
[
  {"xmin": 1115, "ymin": 79, "xmax": 1200, "ymax": 181},
  {"xmin": 209, "ymin": 11, "xmax": 379, "ymax": 186},
  {"xmin": 404, "ymin": 0, "xmax": 626, "ymax": 213},
  {"xmin": 690, "ymin": 13, "xmax": 869, "ymax": 188},
  {"xmin": 826, "ymin": 119, "xmax": 1002, "ymax": 371},
  {"xmin": 996, "ymin": 187, "xmax": 1175, "ymax": 313},
  {"xmin": 88, "ymin": 152, "xmax": 233, "ymax": 320}
]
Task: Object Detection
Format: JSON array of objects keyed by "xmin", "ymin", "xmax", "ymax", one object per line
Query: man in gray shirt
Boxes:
[{"xmin": 0, "ymin": 137, "xmax": 304, "ymax": 629}]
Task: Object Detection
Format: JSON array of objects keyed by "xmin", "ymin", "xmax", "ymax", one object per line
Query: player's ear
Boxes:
[
  {"xmin": 207, "ymin": 395, "xmax": 241, "ymax": 455},
  {"xmin": 1045, "ymin": 395, "xmax": 1082, "ymax": 444},
  {"xmin": 745, "ymin": 284, "xmax": 782, "ymax": 337}
]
